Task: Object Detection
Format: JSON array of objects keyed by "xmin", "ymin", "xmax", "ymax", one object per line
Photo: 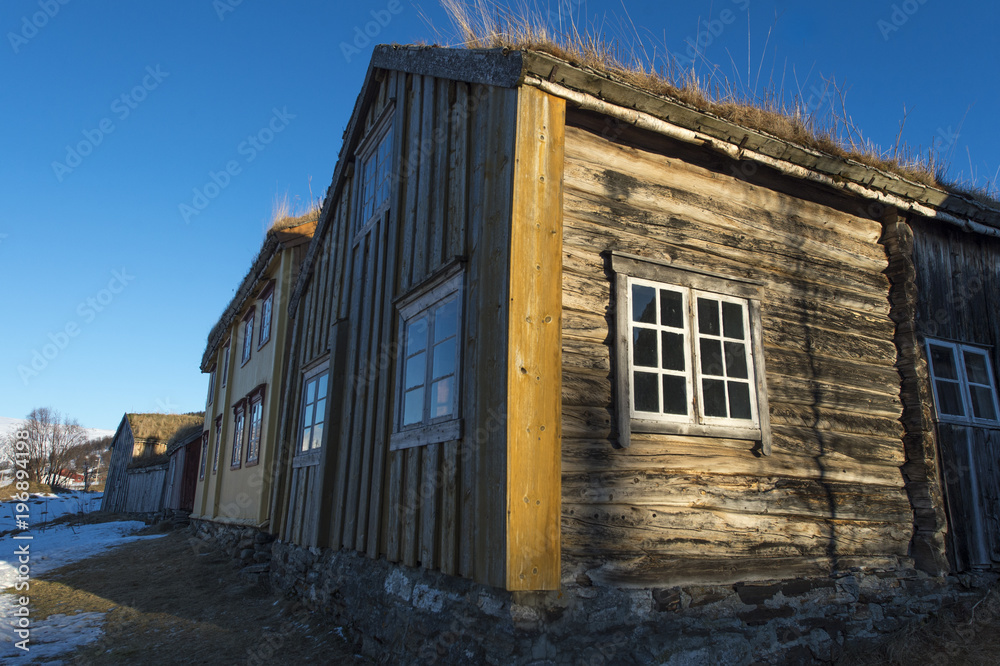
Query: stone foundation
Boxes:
[
  {"xmin": 268, "ymin": 541, "xmax": 995, "ymax": 664},
  {"xmin": 189, "ymin": 518, "xmax": 275, "ymax": 583},
  {"xmin": 186, "ymin": 525, "xmax": 995, "ymax": 664}
]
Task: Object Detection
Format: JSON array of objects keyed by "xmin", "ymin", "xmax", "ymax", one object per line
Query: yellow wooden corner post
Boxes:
[{"xmin": 506, "ymin": 86, "xmax": 565, "ymax": 590}]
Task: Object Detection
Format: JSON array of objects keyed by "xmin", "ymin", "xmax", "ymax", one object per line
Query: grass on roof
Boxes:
[
  {"xmin": 127, "ymin": 413, "xmax": 204, "ymax": 444},
  {"xmin": 437, "ymin": 0, "xmax": 999, "ymax": 206}
]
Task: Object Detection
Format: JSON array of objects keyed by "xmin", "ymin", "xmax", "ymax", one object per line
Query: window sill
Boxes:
[
  {"xmin": 390, "ymin": 418, "xmax": 462, "ymax": 451},
  {"xmin": 257, "ymin": 335, "xmax": 271, "ymax": 352},
  {"xmin": 245, "ymin": 458, "xmax": 259, "ymax": 467},
  {"xmin": 631, "ymin": 418, "xmax": 762, "ymax": 442},
  {"xmin": 293, "ymin": 450, "xmax": 321, "ymax": 468},
  {"xmin": 934, "ymin": 417, "xmax": 1000, "ymax": 430}
]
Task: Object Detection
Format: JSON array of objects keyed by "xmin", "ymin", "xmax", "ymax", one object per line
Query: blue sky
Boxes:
[{"xmin": 1, "ymin": 0, "xmax": 997, "ymax": 430}]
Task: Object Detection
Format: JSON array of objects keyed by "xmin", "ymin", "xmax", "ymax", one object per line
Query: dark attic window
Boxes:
[
  {"xmin": 611, "ymin": 252, "xmax": 771, "ymax": 452},
  {"xmin": 926, "ymin": 339, "xmax": 1000, "ymax": 426},
  {"xmin": 355, "ymin": 107, "xmax": 394, "ymax": 235}
]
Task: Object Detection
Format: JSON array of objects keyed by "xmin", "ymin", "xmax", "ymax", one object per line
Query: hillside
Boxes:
[{"xmin": 0, "ymin": 416, "xmax": 114, "ymax": 443}]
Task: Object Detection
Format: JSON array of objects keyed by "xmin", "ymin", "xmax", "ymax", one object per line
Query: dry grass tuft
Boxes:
[
  {"xmin": 269, "ymin": 191, "xmax": 321, "ymax": 233},
  {"xmin": 436, "ymin": 0, "xmax": 996, "ymax": 201}
]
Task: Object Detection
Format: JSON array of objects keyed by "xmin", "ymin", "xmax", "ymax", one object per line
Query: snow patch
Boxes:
[{"xmin": 0, "ymin": 520, "xmax": 164, "ymax": 662}]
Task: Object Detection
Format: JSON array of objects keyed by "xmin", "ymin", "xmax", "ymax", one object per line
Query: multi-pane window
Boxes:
[
  {"xmin": 213, "ymin": 416, "xmax": 222, "ymax": 473},
  {"xmin": 259, "ymin": 289, "xmax": 273, "ymax": 348},
  {"xmin": 221, "ymin": 342, "xmax": 230, "ymax": 387},
  {"xmin": 927, "ymin": 340, "xmax": 1000, "ymax": 425},
  {"xmin": 628, "ymin": 278, "xmax": 758, "ymax": 425},
  {"xmin": 247, "ymin": 396, "xmax": 263, "ymax": 464},
  {"xmin": 392, "ymin": 269, "xmax": 463, "ymax": 450},
  {"xmin": 242, "ymin": 312, "xmax": 254, "ymax": 365},
  {"xmin": 612, "ymin": 253, "xmax": 770, "ymax": 451},
  {"xmin": 231, "ymin": 405, "xmax": 245, "ymax": 468},
  {"xmin": 207, "ymin": 366, "xmax": 216, "ymax": 406},
  {"xmin": 299, "ymin": 369, "xmax": 328, "ymax": 454},
  {"xmin": 199, "ymin": 432, "xmax": 209, "ymax": 480},
  {"xmin": 356, "ymin": 120, "xmax": 393, "ymax": 232}
]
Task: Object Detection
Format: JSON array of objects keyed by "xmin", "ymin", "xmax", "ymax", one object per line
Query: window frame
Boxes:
[
  {"xmin": 354, "ymin": 105, "xmax": 395, "ymax": 237},
  {"xmin": 257, "ymin": 281, "xmax": 274, "ymax": 350},
  {"xmin": 207, "ymin": 365, "xmax": 216, "ymax": 406},
  {"xmin": 612, "ymin": 252, "xmax": 771, "ymax": 453},
  {"xmin": 241, "ymin": 309, "xmax": 254, "ymax": 366},
  {"xmin": 245, "ymin": 385, "xmax": 266, "ymax": 466},
  {"xmin": 221, "ymin": 341, "xmax": 230, "ymax": 388},
  {"xmin": 231, "ymin": 400, "xmax": 246, "ymax": 469},
  {"xmin": 212, "ymin": 415, "xmax": 222, "ymax": 474},
  {"xmin": 390, "ymin": 263, "xmax": 464, "ymax": 451},
  {"xmin": 199, "ymin": 431, "xmax": 209, "ymax": 480},
  {"xmin": 926, "ymin": 338, "xmax": 1000, "ymax": 427},
  {"xmin": 294, "ymin": 359, "xmax": 330, "ymax": 467}
]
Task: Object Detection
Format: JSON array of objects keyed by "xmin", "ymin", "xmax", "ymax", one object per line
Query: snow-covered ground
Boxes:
[
  {"xmin": 0, "ymin": 491, "xmax": 163, "ymax": 662},
  {"xmin": 0, "ymin": 491, "xmax": 104, "ymax": 532}
]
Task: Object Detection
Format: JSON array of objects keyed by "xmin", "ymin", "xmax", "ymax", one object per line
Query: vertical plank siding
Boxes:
[
  {"xmin": 910, "ymin": 217, "xmax": 1000, "ymax": 570},
  {"xmin": 274, "ymin": 73, "xmax": 517, "ymax": 587},
  {"xmin": 559, "ymin": 112, "xmax": 914, "ymax": 585}
]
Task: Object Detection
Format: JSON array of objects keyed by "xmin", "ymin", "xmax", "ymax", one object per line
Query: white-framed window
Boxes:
[
  {"xmin": 258, "ymin": 284, "xmax": 274, "ymax": 348},
  {"xmin": 231, "ymin": 403, "xmax": 245, "ymax": 468},
  {"xmin": 355, "ymin": 110, "xmax": 394, "ymax": 234},
  {"xmin": 391, "ymin": 265, "xmax": 463, "ymax": 450},
  {"xmin": 221, "ymin": 341, "xmax": 230, "ymax": 388},
  {"xmin": 246, "ymin": 389, "xmax": 264, "ymax": 465},
  {"xmin": 199, "ymin": 431, "xmax": 209, "ymax": 480},
  {"xmin": 241, "ymin": 311, "xmax": 254, "ymax": 365},
  {"xmin": 298, "ymin": 363, "xmax": 329, "ymax": 456},
  {"xmin": 612, "ymin": 252, "xmax": 770, "ymax": 451},
  {"xmin": 207, "ymin": 366, "xmax": 216, "ymax": 406},
  {"xmin": 926, "ymin": 339, "xmax": 1000, "ymax": 425},
  {"xmin": 212, "ymin": 416, "xmax": 222, "ymax": 473}
]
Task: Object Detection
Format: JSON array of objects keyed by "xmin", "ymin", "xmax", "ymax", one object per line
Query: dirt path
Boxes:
[{"xmin": 26, "ymin": 525, "xmax": 367, "ymax": 665}]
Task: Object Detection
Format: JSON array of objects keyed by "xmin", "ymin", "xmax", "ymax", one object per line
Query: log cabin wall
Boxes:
[
  {"xmin": 274, "ymin": 69, "xmax": 520, "ymax": 588},
  {"xmin": 908, "ymin": 215, "xmax": 1000, "ymax": 571},
  {"xmin": 559, "ymin": 108, "xmax": 914, "ymax": 586}
]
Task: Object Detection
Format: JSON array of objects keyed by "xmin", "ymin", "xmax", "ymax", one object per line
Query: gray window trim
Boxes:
[
  {"xmin": 611, "ymin": 252, "xmax": 771, "ymax": 454},
  {"xmin": 925, "ymin": 338, "xmax": 1000, "ymax": 428}
]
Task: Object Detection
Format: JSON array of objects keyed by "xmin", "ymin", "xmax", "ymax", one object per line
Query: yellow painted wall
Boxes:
[{"xmin": 193, "ymin": 245, "xmax": 299, "ymax": 528}]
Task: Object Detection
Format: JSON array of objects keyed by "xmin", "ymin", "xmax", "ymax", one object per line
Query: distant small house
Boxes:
[
  {"xmin": 191, "ymin": 216, "xmax": 316, "ymax": 530},
  {"xmin": 101, "ymin": 413, "xmax": 205, "ymax": 514}
]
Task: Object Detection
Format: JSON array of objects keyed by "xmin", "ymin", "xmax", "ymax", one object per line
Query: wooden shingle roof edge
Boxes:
[
  {"xmin": 201, "ymin": 220, "xmax": 316, "ymax": 371},
  {"xmin": 288, "ymin": 45, "xmax": 1000, "ymax": 317}
]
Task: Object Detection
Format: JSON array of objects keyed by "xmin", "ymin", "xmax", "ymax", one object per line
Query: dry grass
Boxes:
[
  {"xmin": 435, "ymin": 0, "xmax": 998, "ymax": 202},
  {"xmin": 20, "ymin": 528, "xmax": 365, "ymax": 665},
  {"xmin": 269, "ymin": 191, "xmax": 321, "ymax": 232},
  {"xmin": 839, "ymin": 583, "xmax": 1000, "ymax": 665},
  {"xmin": 127, "ymin": 413, "xmax": 204, "ymax": 444},
  {"xmin": 2, "ymin": 480, "xmax": 59, "ymax": 499}
]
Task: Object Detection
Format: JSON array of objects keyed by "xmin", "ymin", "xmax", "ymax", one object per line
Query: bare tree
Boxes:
[{"xmin": 1, "ymin": 408, "xmax": 89, "ymax": 487}]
